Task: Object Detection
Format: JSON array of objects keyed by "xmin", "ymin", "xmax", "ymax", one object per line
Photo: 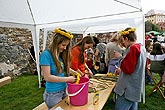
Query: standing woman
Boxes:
[
  {"xmin": 71, "ymin": 36, "xmax": 95, "ymax": 78},
  {"xmin": 105, "ymin": 32, "xmax": 125, "ymax": 66},
  {"xmin": 105, "ymin": 32, "xmax": 125, "ymax": 74},
  {"xmin": 40, "ymin": 28, "xmax": 76, "ymax": 109}
]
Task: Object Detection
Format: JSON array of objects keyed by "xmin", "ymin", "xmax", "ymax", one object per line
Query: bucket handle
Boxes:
[{"xmin": 66, "ymin": 84, "xmax": 86, "ymax": 97}]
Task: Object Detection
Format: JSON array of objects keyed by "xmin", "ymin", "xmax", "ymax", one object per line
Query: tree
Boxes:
[
  {"xmin": 152, "ymin": 24, "xmax": 161, "ymax": 32},
  {"xmin": 145, "ymin": 21, "xmax": 152, "ymax": 32},
  {"xmin": 145, "ymin": 21, "xmax": 162, "ymax": 32}
]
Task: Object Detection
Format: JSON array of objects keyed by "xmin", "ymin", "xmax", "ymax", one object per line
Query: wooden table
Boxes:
[{"xmin": 51, "ymin": 81, "xmax": 116, "ymax": 110}]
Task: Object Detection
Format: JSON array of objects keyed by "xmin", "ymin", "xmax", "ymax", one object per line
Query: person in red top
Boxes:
[
  {"xmin": 71, "ymin": 36, "xmax": 95, "ymax": 78},
  {"xmin": 114, "ymin": 27, "xmax": 146, "ymax": 110}
]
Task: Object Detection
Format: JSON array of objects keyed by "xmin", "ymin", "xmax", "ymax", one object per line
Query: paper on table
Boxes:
[{"xmin": 54, "ymin": 106, "xmax": 64, "ymax": 110}]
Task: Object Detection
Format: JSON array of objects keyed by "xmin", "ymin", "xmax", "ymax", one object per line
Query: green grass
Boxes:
[
  {"xmin": 0, "ymin": 73, "xmax": 44, "ymax": 110},
  {"xmin": 103, "ymin": 74, "xmax": 165, "ymax": 110},
  {"xmin": 0, "ymin": 73, "xmax": 165, "ymax": 110},
  {"xmin": 103, "ymin": 86, "xmax": 165, "ymax": 110}
]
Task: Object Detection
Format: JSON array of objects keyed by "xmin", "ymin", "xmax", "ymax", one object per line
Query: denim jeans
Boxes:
[
  {"xmin": 43, "ymin": 89, "xmax": 67, "ymax": 109},
  {"xmin": 115, "ymin": 94, "xmax": 138, "ymax": 110},
  {"xmin": 145, "ymin": 69, "xmax": 154, "ymax": 84}
]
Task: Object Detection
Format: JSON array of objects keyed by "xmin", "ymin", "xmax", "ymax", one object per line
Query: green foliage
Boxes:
[
  {"xmin": 145, "ymin": 21, "xmax": 162, "ymax": 33},
  {"xmin": 152, "ymin": 24, "xmax": 161, "ymax": 32},
  {"xmin": 145, "ymin": 21, "xmax": 153, "ymax": 32}
]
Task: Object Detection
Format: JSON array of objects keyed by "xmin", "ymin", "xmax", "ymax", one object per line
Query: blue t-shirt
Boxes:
[{"xmin": 40, "ymin": 49, "xmax": 66, "ymax": 92}]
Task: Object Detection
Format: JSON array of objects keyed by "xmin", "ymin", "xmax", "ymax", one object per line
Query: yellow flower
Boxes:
[
  {"xmin": 54, "ymin": 28, "xmax": 73, "ymax": 39},
  {"xmin": 120, "ymin": 28, "xmax": 136, "ymax": 36}
]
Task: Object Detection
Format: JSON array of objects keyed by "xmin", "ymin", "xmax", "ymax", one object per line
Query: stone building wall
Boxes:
[
  {"xmin": 0, "ymin": 27, "xmax": 113, "ymax": 78},
  {"xmin": 0, "ymin": 27, "xmax": 35, "ymax": 78}
]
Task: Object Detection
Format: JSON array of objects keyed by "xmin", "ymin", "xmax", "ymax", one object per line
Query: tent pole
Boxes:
[
  {"xmin": 43, "ymin": 28, "xmax": 48, "ymax": 51},
  {"xmin": 31, "ymin": 26, "xmax": 41, "ymax": 88},
  {"xmin": 142, "ymin": 14, "xmax": 145, "ymax": 104}
]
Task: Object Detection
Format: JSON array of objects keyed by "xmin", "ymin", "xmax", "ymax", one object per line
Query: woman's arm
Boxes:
[
  {"xmin": 41, "ymin": 66, "xmax": 76, "ymax": 83},
  {"xmin": 85, "ymin": 63, "xmax": 93, "ymax": 77}
]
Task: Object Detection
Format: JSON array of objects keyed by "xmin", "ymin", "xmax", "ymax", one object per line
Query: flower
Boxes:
[
  {"xmin": 54, "ymin": 28, "xmax": 73, "ymax": 39},
  {"xmin": 120, "ymin": 28, "xmax": 136, "ymax": 36}
]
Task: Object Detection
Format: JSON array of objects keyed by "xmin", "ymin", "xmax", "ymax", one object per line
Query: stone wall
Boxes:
[
  {"xmin": 0, "ymin": 27, "xmax": 113, "ymax": 78},
  {"xmin": 0, "ymin": 27, "xmax": 35, "ymax": 78},
  {"xmin": 0, "ymin": 27, "xmax": 65, "ymax": 78}
]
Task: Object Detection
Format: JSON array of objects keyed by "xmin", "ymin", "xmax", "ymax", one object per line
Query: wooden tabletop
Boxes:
[{"xmin": 51, "ymin": 81, "xmax": 116, "ymax": 110}]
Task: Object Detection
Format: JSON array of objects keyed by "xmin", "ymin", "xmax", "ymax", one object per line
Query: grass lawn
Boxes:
[
  {"xmin": 0, "ymin": 73, "xmax": 165, "ymax": 110},
  {"xmin": 103, "ymin": 87, "xmax": 165, "ymax": 110},
  {"xmin": 0, "ymin": 73, "xmax": 44, "ymax": 110}
]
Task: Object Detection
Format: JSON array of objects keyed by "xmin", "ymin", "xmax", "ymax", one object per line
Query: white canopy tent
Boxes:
[{"xmin": 0, "ymin": 0, "xmax": 145, "ymax": 102}]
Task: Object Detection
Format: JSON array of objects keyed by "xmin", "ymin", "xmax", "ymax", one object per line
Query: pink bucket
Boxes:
[{"xmin": 67, "ymin": 77, "xmax": 89, "ymax": 106}]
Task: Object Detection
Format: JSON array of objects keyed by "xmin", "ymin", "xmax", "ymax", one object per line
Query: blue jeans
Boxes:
[
  {"xmin": 43, "ymin": 89, "xmax": 67, "ymax": 109},
  {"xmin": 145, "ymin": 69, "xmax": 154, "ymax": 84},
  {"xmin": 115, "ymin": 94, "xmax": 138, "ymax": 110}
]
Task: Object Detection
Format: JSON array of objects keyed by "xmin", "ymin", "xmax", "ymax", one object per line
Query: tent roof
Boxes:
[
  {"xmin": 0, "ymin": 0, "xmax": 145, "ymax": 93},
  {"xmin": 0, "ymin": 0, "xmax": 142, "ymax": 28}
]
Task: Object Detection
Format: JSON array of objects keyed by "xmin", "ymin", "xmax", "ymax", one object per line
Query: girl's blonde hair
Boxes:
[
  {"xmin": 110, "ymin": 32, "xmax": 123, "ymax": 46},
  {"xmin": 49, "ymin": 29, "xmax": 72, "ymax": 75}
]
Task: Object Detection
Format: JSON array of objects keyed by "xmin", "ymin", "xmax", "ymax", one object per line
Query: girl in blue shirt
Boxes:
[{"xmin": 40, "ymin": 28, "xmax": 76, "ymax": 109}]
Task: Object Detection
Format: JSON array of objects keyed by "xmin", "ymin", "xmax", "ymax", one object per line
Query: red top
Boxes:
[
  {"xmin": 121, "ymin": 44, "xmax": 141, "ymax": 74},
  {"xmin": 86, "ymin": 59, "xmax": 93, "ymax": 69},
  {"xmin": 71, "ymin": 46, "xmax": 86, "ymax": 73}
]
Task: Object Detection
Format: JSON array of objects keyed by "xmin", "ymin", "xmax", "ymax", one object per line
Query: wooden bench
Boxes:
[{"xmin": 0, "ymin": 76, "xmax": 11, "ymax": 87}]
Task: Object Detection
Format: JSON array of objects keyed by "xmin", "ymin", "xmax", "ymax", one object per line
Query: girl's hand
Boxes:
[
  {"xmin": 84, "ymin": 70, "xmax": 93, "ymax": 78},
  {"xmin": 114, "ymin": 67, "xmax": 121, "ymax": 75},
  {"xmin": 67, "ymin": 76, "xmax": 76, "ymax": 83},
  {"xmin": 88, "ymin": 71, "xmax": 93, "ymax": 78},
  {"xmin": 84, "ymin": 74, "xmax": 90, "ymax": 78}
]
